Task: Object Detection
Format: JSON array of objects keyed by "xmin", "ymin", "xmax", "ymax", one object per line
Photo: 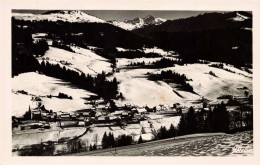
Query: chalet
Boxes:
[
  {"xmin": 78, "ymin": 121, "xmax": 85, "ymax": 127},
  {"xmin": 95, "ymin": 110, "xmax": 108, "ymax": 117},
  {"xmin": 60, "ymin": 121, "xmax": 78, "ymax": 127},
  {"xmin": 137, "ymin": 108, "xmax": 147, "ymax": 114},
  {"xmin": 134, "ymin": 113, "xmax": 142, "ymax": 119},
  {"xmin": 31, "ymin": 110, "xmax": 41, "ymax": 120},
  {"xmin": 77, "ymin": 116, "xmax": 85, "ymax": 121},
  {"xmin": 60, "ymin": 114, "xmax": 71, "ymax": 121},
  {"xmin": 71, "ymin": 114, "xmax": 77, "ymax": 120},
  {"xmin": 82, "ymin": 111, "xmax": 95, "ymax": 117},
  {"xmin": 156, "ymin": 105, "xmax": 167, "ymax": 112},
  {"xmin": 173, "ymin": 103, "xmax": 181, "ymax": 109},
  {"xmin": 95, "ymin": 104, "xmax": 106, "ymax": 110},
  {"xmin": 46, "ymin": 113, "xmax": 56, "ymax": 121},
  {"xmin": 108, "ymin": 116, "xmax": 118, "ymax": 121}
]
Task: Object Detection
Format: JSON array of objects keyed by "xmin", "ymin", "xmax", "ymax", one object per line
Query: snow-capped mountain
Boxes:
[
  {"xmin": 109, "ymin": 15, "xmax": 167, "ymax": 30},
  {"xmin": 12, "ymin": 10, "xmax": 106, "ymax": 23}
]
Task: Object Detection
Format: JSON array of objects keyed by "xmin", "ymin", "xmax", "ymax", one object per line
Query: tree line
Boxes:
[
  {"xmin": 39, "ymin": 61, "xmax": 119, "ymax": 99},
  {"xmin": 12, "ymin": 25, "xmax": 49, "ymax": 76},
  {"xmin": 177, "ymin": 103, "xmax": 251, "ymax": 136},
  {"xmin": 149, "ymin": 70, "xmax": 194, "ymax": 93},
  {"xmin": 101, "ymin": 132, "xmax": 133, "ymax": 149}
]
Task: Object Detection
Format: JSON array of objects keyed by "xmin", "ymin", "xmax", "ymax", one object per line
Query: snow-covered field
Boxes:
[
  {"xmin": 12, "ymin": 72, "xmax": 95, "ymax": 117},
  {"xmin": 162, "ymin": 64, "xmax": 252, "ymax": 100},
  {"xmin": 38, "ymin": 46, "xmax": 112, "ymax": 76},
  {"xmin": 12, "ymin": 127, "xmax": 86, "ymax": 149},
  {"xmin": 78, "ymin": 115, "xmax": 180, "ymax": 147}
]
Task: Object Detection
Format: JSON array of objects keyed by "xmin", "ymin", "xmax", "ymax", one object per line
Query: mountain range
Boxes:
[
  {"xmin": 12, "ymin": 10, "xmax": 252, "ymax": 66},
  {"xmin": 13, "ymin": 10, "xmax": 167, "ymax": 30},
  {"xmin": 12, "ymin": 10, "xmax": 106, "ymax": 23},
  {"xmin": 108, "ymin": 15, "xmax": 167, "ymax": 30}
]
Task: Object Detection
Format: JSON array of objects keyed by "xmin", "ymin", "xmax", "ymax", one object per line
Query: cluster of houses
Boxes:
[
  {"xmin": 13, "ymin": 96, "xmax": 185, "ymax": 130},
  {"xmin": 13, "ymin": 93, "xmax": 252, "ymax": 130}
]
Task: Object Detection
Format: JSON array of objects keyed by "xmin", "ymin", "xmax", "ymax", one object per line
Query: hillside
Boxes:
[
  {"xmin": 12, "ymin": 72, "xmax": 96, "ymax": 117},
  {"xmin": 38, "ymin": 46, "xmax": 113, "ymax": 76},
  {"xmin": 108, "ymin": 58, "xmax": 252, "ymax": 107}
]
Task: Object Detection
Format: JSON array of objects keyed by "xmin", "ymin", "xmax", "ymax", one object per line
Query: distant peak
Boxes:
[
  {"xmin": 42, "ymin": 10, "xmax": 84, "ymax": 15},
  {"xmin": 144, "ymin": 15, "xmax": 155, "ymax": 19}
]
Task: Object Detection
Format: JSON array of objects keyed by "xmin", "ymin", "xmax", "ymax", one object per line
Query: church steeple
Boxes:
[{"xmin": 28, "ymin": 105, "xmax": 32, "ymax": 120}]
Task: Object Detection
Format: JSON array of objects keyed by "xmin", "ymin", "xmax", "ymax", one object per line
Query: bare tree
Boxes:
[{"xmin": 93, "ymin": 133, "xmax": 99, "ymax": 147}]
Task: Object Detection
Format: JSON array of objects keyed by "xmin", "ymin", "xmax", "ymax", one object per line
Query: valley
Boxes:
[{"xmin": 11, "ymin": 10, "xmax": 253, "ymax": 156}]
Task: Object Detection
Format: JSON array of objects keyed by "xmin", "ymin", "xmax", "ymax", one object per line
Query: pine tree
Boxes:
[
  {"xmin": 138, "ymin": 135, "xmax": 143, "ymax": 144},
  {"xmin": 92, "ymin": 144, "xmax": 97, "ymax": 150},
  {"xmin": 89, "ymin": 144, "xmax": 93, "ymax": 151},
  {"xmin": 168, "ymin": 124, "xmax": 176, "ymax": 139},
  {"xmin": 212, "ymin": 103, "xmax": 230, "ymax": 132},
  {"xmin": 203, "ymin": 109, "xmax": 214, "ymax": 132},
  {"xmin": 108, "ymin": 132, "xmax": 115, "ymax": 148},
  {"xmin": 178, "ymin": 114, "xmax": 187, "ymax": 136},
  {"xmin": 101, "ymin": 132, "xmax": 109, "ymax": 149},
  {"xmin": 186, "ymin": 106, "xmax": 197, "ymax": 134}
]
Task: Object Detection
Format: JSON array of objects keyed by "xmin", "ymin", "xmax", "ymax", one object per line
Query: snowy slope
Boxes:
[
  {"xmin": 109, "ymin": 58, "xmax": 252, "ymax": 108},
  {"xmin": 109, "ymin": 19, "xmax": 145, "ymax": 31},
  {"xmin": 12, "ymin": 72, "xmax": 95, "ymax": 117},
  {"xmin": 162, "ymin": 64, "xmax": 252, "ymax": 100},
  {"xmin": 12, "ymin": 10, "xmax": 106, "ymax": 23},
  {"xmin": 38, "ymin": 46, "xmax": 112, "ymax": 76}
]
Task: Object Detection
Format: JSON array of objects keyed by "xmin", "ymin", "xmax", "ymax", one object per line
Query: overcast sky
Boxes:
[{"xmin": 12, "ymin": 10, "xmax": 222, "ymax": 21}]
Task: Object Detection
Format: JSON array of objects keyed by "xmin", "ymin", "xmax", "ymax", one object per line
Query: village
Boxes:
[{"xmin": 12, "ymin": 92, "xmax": 252, "ymax": 132}]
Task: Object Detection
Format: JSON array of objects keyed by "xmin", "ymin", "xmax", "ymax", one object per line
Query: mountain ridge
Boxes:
[
  {"xmin": 108, "ymin": 15, "xmax": 167, "ymax": 30},
  {"xmin": 12, "ymin": 10, "xmax": 106, "ymax": 23}
]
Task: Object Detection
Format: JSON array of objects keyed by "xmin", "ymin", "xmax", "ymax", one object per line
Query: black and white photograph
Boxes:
[
  {"xmin": 1, "ymin": 0, "xmax": 260, "ymax": 164},
  {"xmin": 9, "ymin": 9, "xmax": 254, "ymax": 156}
]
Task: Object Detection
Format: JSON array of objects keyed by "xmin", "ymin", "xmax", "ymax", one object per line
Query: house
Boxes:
[
  {"xmin": 60, "ymin": 114, "xmax": 71, "ymax": 121},
  {"xmin": 60, "ymin": 121, "xmax": 78, "ymax": 127},
  {"xmin": 156, "ymin": 105, "xmax": 167, "ymax": 112},
  {"xmin": 78, "ymin": 121, "xmax": 85, "ymax": 127},
  {"xmin": 173, "ymin": 103, "xmax": 181, "ymax": 109},
  {"xmin": 77, "ymin": 116, "xmax": 85, "ymax": 121},
  {"xmin": 134, "ymin": 113, "xmax": 142, "ymax": 119},
  {"xmin": 82, "ymin": 111, "xmax": 96, "ymax": 117},
  {"xmin": 137, "ymin": 108, "xmax": 147, "ymax": 114},
  {"xmin": 31, "ymin": 110, "xmax": 41, "ymax": 120},
  {"xmin": 71, "ymin": 114, "xmax": 77, "ymax": 120}
]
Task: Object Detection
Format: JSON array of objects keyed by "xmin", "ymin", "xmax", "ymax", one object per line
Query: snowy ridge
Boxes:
[
  {"xmin": 109, "ymin": 15, "xmax": 167, "ymax": 30},
  {"xmin": 12, "ymin": 10, "xmax": 106, "ymax": 23},
  {"xmin": 229, "ymin": 12, "xmax": 250, "ymax": 22}
]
